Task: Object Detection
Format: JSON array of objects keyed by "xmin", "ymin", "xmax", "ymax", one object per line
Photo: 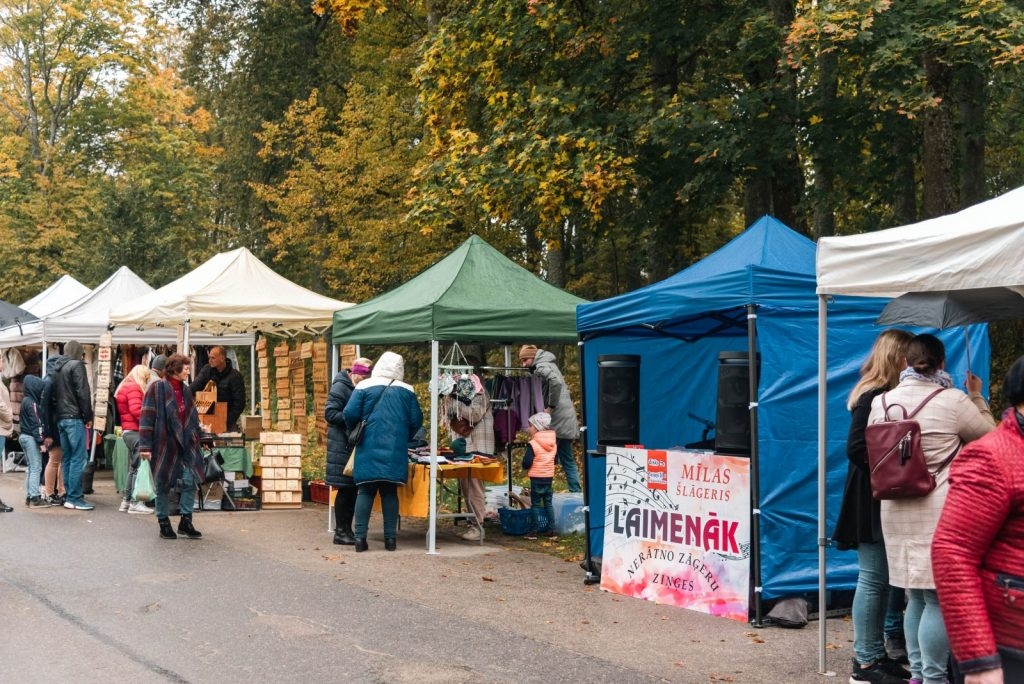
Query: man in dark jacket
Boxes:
[
  {"xmin": 188, "ymin": 346, "xmax": 245, "ymax": 431},
  {"xmin": 49, "ymin": 340, "xmax": 94, "ymax": 510}
]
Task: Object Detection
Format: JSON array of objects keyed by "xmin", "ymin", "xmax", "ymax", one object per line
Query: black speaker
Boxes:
[
  {"xmin": 715, "ymin": 351, "xmax": 760, "ymax": 455},
  {"xmin": 598, "ymin": 355, "xmax": 641, "ymax": 447}
]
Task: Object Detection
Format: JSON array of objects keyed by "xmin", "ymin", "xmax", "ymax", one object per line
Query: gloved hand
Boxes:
[{"xmin": 456, "ymin": 395, "xmax": 472, "ymax": 405}]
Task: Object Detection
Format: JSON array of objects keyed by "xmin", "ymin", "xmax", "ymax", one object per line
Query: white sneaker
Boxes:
[
  {"xmin": 119, "ymin": 500, "xmax": 130, "ymax": 512},
  {"xmin": 460, "ymin": 526, "xmax": 483, "ymax": 541},
  {"xmin": 128, "ymin": 501, "xmax": 154, "ymax": 514}
]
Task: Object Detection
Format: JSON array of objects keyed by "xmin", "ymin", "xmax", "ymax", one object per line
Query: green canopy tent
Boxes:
[{"xmin": 332, "ymin": 234, "xmax": 587, "ymax": 553}]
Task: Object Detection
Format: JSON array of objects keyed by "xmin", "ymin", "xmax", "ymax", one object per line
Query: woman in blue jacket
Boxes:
[{"xmin": 343, "ymin": 351, "xmax": 423, "ymax": 552}]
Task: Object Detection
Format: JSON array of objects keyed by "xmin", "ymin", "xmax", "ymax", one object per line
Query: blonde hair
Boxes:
[
  {"xmin": 115, "ymin": 364, "xmax": 151, "ymax": 397},
  {"xmin": 847, "ymin": 329, "xmax": 913, "ymax": 409}
]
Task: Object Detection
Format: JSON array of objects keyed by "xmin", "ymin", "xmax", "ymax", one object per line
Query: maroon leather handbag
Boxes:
[{"xmin": 865, "ymin": 388, "xmax": 957, "ymax": 500}]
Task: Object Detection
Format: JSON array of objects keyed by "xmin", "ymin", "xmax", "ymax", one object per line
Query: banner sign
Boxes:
[{"xmin": 600, "ymin": 447, "xmax": 751, "ymax": 622}]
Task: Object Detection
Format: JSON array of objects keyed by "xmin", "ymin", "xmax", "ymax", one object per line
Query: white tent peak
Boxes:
[
  {"xmin": 817, "ymin": 185, "xmax": 1024, "ymax": 297},
  {"xmin": 47, "ymin": 266, "xmax": 153, "ymax": 321},
  {"xmin": 109, "ymin": 247, "xmax": 354, "ymax": 337},
  {"xmin": 20, "ymin": 274, "xmax": 91, "ymax": 317}
]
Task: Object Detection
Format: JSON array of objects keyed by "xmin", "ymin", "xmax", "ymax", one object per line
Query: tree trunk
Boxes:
[
  {"xmin": 921, "ymin": 53, "xmax": 956, "ymax": 218},
  {"xmin": 811, "ymin": 51, "xmax": 838, "ymax": 239},
  {"xmin": 890, "ymin": 116, "xmax": 918, "ymax": 225},
  {"xmin": 957, "ymin": 64, "xmax": 986, "ymax": 209}
]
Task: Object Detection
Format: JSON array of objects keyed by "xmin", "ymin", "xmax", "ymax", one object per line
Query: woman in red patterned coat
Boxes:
[
  {"xmin": 933, "ymin": 355, "xmax": 1024, "ymax": 684},
  {"xmin": 139, "ymin": 353, "xmax": 205, "ymax": 541}
]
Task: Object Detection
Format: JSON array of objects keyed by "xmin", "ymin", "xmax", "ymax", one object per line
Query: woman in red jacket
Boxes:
[
  {"xmin": 115, "ymin": 364, "xmax": 151, "ymax": 514},
  {"xmin": 933, "ymin": 355, "xmax": 1024, "ymax": 684}
]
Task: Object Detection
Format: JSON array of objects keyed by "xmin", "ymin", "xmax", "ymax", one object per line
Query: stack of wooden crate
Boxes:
[
  {"xmin": 92, "ymin": 333, "xmax": 113, "ymax": 434},
  {"xmin": 339, "ymin": 344, "xmax": 357, "ymax": 371},
  {"xmin": 293, "ymin": 343, "xmax": 311, "ymax": 441},
  {"xmin": 258, "ymin": 432, "xmax": 303, "ymax": 509},
  {"xmin": 256, "ymin": 337, "xmax": 271, "ymax": 431},
  {"xmin": 312, "ymin": 341, "xmax": 329, "ymax": 445},
  {"xmin": 273, "ymin": 342, "xmax": 291, "ymax": 431}
]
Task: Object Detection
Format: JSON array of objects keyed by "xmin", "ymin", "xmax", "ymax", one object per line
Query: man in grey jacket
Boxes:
[
  {"xmin": 50, "ymin": 340, "xmax": 94, "ymax": 510},
  {"xmin": 520, "ymin": 345, "xmax": 581, "ymax": 493}
]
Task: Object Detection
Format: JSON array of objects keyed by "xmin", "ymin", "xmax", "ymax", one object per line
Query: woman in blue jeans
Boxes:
[
  {"xmin": 343, "ymin": 351, "xmax": 423, "ymax": 552},
  {"xmin": 18, "ymin": 375, "xmax": 51, "ymax": 507},
  {"xmin": 833, "ymin": 329, "xmax": 913, "ymax": 684},
  {"xmin": 869, "ymin": 334, "xmax": 995, "ymax": 684}
]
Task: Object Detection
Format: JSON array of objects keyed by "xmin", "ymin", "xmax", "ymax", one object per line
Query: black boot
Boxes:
[
  {"xmin": 354, "ymin": 538, "xmax": 368, "ymax": 552},
  {"xmin": 0, "ymin": 498, "xmax": 12, "ymax": 513},
  {"xmin": 177, "ymin": 514, "xmax": 202, "ymax": 539},
  {"xmin": 158, "ymin": 517, "xmax": 177, "ymax": 539},
  {"xmin": 333, "ymin": 527, "xmax": 356, "ymax": 545},
  {"xmin": 384, "ymin": 538, "xmax": 397, "ymax": 552}
]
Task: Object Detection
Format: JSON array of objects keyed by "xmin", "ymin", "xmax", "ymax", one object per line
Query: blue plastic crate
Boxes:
[{"xmin": 498, "ymin": 506, "xmax": 542, "ymax": 536}]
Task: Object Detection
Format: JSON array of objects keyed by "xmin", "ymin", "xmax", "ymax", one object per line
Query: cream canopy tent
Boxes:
[
  {"xmin": 21, "ymin": 274, "xmax": 90, "ymax": 317},
  {"xmin": 813, "ymin": 185, "xmax": 1024, "ymax": 673},
  {"xmin": 109, "ymin": 247, "xmax": 354, "ymax": 344},
  {"xmin": 0, "ymin": 266, "xmax": 254, "ymax": 348}
]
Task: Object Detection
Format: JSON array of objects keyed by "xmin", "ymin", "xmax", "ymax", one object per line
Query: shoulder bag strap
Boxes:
[
  {"xmin": 364, "ymin": 380, "xmax": 396, "ymax": 421},
  {"xmin": 906, "ymin": 387, "xmax": 947, "ymax": 419}
]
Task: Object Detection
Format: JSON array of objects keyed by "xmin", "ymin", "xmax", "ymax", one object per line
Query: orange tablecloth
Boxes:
[{"xmin": 373, "ymin": 461, "xmax": 506, "ymax": 517}]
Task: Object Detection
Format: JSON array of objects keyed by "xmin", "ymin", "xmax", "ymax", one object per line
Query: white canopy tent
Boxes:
[
  {"xmin": 109, "ymin": 248, "xmax": 354, "ymax": 422},
  {"xmin": 813, "ymin": 185, "xmax": 1024, "ymax": 674},
  {"xmin": 0, "ymin": 266, "xmax": 254, "ymax": 349},
  {"xmin": 20, "ymin": 274, "xmax": 91, "ymax": 317},
  {"xmin": 109, "ymin": 247, "xmax": 353, "ymax": 343}
]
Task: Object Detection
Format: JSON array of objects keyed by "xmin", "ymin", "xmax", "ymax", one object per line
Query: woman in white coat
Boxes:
[{"xmin": 868, "ymin": 334, "xmax": 995, "ymax": 684}]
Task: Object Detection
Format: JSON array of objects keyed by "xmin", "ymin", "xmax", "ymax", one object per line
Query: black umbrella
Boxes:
[
  {"xmin": 0, "ymin": 299, "xmax": 38, "ymax": 335},
  {"xmin": 876, "ymin": 287, "xmax": 1024, "ymax": 328},
  {"xmin": 877, "ymin": 287, "xmax": 1024, "ymax": 371}
]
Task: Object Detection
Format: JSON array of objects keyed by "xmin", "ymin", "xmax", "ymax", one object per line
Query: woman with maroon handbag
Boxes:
[
  {"xmin": 868, "ymin": 334, "xmax": 995, "ymax": 684},
  {"xmin": 834, "ymin": 329, "xmax": 914, "ymax": 683},
  {"xmin": 933, "ymin": 355, "xmax": 1024, "ymax": 684}
]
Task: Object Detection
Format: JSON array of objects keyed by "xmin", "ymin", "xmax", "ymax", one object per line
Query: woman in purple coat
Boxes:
[{"xmin": 139, "ymin": 353, "xmax": 205, "ymax": 540}]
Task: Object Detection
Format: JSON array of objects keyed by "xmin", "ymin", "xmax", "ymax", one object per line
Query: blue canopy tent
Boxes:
[{"xmin": 575, "ymin": 216, "xmax": 989, "ymax": 622}]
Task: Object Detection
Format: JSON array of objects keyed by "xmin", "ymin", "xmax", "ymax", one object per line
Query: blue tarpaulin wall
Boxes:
[{"xmin": 576, "ymin": 217, "xmax": 990, "ymax": 600}]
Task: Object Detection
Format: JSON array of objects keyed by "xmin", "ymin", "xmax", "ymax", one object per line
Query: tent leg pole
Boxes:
[
  {"xmin": 250, "ymin": 342, "xmax": 256, "ymax": 414},
  {"xmin": 817, "ymin": 295, "xmax": 833, "ymax": 675},
  {"xmin": 578, "ymin": 337, "xmax": 600, "ymax": 585},
  {"xmin": 746, "ymin": 304, "xmax": 764, "ymax": 626},
  {"xmin": 427, "ymin": 340, "xmax": 439, "ymax": 555}
]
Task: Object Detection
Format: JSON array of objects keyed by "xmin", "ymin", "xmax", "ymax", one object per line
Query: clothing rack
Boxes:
[{"xmin": 481, "ymin": 366, "xmax": 535, "ymax": 500}]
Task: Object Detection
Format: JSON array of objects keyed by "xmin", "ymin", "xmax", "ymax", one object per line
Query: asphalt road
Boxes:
[{"xmin": 0, "ymin": 471, "xmax": 854, "ymax": 682}]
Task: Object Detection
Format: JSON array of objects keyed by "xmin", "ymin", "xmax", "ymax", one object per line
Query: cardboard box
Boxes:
[
  {"xmin": 199, "ymin": 403, "xmax": 227, "ymax": 434},
  {"xmin": 243, "ymin": 416, "xmax": 261, "ymax": 439}
]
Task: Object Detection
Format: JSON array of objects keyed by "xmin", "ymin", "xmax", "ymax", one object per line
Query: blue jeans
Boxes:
[
  {"xmin": 885, "ymin": 585, "xmax": 906, "ymax": 638},
  {"xmin": 354, "ymin": 482, "xmax": 398, "ymax": 539},
  {"xmin": 905, "ymin": 588, "xmax": 949, "ymax": 684},
  {"xmin": 853, "ymin": 540, "xmax": 890, "ymax": 665},
  {"xmin": 530, "ymin": 479, "xmax": 555, "ymax": 533},
  {"xmin": 556, "ymin": 438, "xmax": 581, "ymax": 493},
  {"xmin": 18, "ymin": 434, "xmax": 43, "ymax": 499},
  {"xmin": 154, "ymin": 465, "xmax": 197, "ymax": 518},
  {"xmin": 58, "ymin": 419, "xmax": 87, "ymax": 503},
  {"xmin": 121, "ymin": 431, "xmax": 141, "ymax": 502}
]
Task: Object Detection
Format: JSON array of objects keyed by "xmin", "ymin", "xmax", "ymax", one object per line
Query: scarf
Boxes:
[
  {"xmin": 899, "ymin": 366, "xmax": 954, "ymax": 389},
  {"xmin": 1016, "ymin": 408, "xmax": 1024, "ymax": 435},
  {"xmin": 169, "ymin": 376, "xmax": 187, "ymax": 424}
]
